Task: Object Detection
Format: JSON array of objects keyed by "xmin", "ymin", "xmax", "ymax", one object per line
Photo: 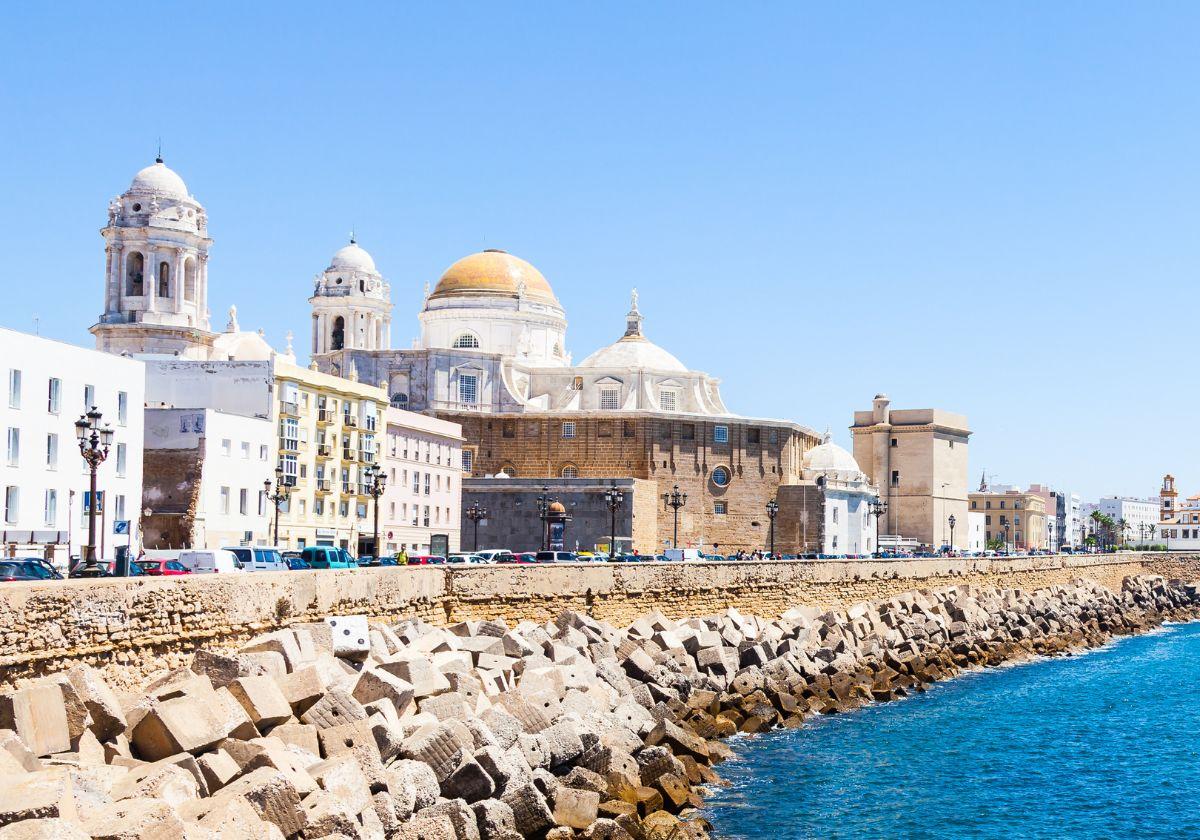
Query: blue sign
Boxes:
[{"xmin": 114, "ymin": 520, "xmax": 130, "ymax": 535}]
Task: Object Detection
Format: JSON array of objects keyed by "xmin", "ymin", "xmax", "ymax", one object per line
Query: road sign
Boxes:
[{"xmin": 114, "ymin": 520, "xmax": 130, "ymax": 535}]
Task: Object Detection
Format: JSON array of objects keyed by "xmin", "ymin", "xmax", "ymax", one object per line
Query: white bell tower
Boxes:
[
  {"xmin": 91, "ymin": 156, "xmax": 215, "ymax": 358},
  {"xmin": 309, "ymin": 238, "xmax": 392, "ymax": 355}
]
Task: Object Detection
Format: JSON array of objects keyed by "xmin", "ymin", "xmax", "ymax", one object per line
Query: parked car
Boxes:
[
  {"xmin": 478, "ymin": 549, "xmax": 517, "ymax": 564},
  {"xmin": 301, "ymin": 546, "xmax": 355, "ymax": 569},
  {"xmin": 513, "ymin": 552, "xmax": 537, "ymax": 564},
  {"xmin": 178, "ymin": 549, "xmax": 244, "ymax": 574},
  {"xmin": 407, "ymin": 555, "xmax": 447, "ymax": 565},
  {"xmin": 12, "ymin": 557, "xmax": 63, "ymax": 579},
  {"xmin": 535, "ymin": 551, "xmax": 578, "ymax": 563},
  {"xmin": 0, "ymin": 561, "xmax": 43, "ymax": 582},
  {"xmin": 281, "ymin": 551, "xmax": 310, "ymax": 570},
  {"xmin": 224, "ymin": 547, "xmax": 288, "ymax": 572},
  {"xmin": 67, "ymin": 559, "xmax": 146, "ymax": 578},
  {"xmin": 448, "ymin": 553, "xmax": 488, "ymax": 564},
  {"xmin": 136, "ymin": 558, "xmax": 191, "ymax": 576},
  {"xmin": 663, "ymin": 548, "xmax": 703, "ymax": 563}
]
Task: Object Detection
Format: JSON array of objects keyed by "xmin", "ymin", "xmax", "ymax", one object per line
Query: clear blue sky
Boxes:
[{"xmin": 0, "ymin": 3, "xmax": 1192, "ymax": 501}]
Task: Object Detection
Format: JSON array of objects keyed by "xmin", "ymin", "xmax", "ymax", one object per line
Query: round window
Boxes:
[
  {"xmin": 711, "ymin": 466, "xmax": 731, "ymax": 487},
  {"xmin": 132, "ymin": 203, "xmax": 141, "ymax": 212}
]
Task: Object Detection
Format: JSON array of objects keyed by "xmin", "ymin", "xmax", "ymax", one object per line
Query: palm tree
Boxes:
[
  {"xmin": 1117, "ymin": 518, "xmax": 1130, "ymax": 548},
  {"xmin": 1089, "ymin": 510, "xmax": 1105, "ymax": 551}
]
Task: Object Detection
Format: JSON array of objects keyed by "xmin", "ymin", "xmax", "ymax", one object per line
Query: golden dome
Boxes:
[{"xmin": 429, "ymin": 249, "xmax": 558, "ymax": 304}]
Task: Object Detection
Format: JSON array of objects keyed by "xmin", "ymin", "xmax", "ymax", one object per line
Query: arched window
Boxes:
[
  {"xmin": 390, "ymin": 393, "xmax": 408, "ymax": 408},
  {"xmin": 560, "ymin": 465, "xmax": 579, "ymax": 478},
  {"xmin": 452, "ymin": 333, "xmax": 480, "ymax": 349},
  {"xmin": 158, "ymin": 261, "xmax": 170, "ymax": 298},
  {"xmin": 711, "ymin": 466, "xmax": 731, "ymax": 487},
  {"xmin": 499, "ymin": 463, "xmax": 517, "ymax": 477},
  {"xmin": 359, "ymin": 279, "xmax": 365, "ymax": 293},
  {"xmin": 183, "ymin": 258, "xmax": 197, "ymax": 302},
  {"xmin": 126, "ymin": 252, "xmax": 144, "ymax": 296},
  {"xmin": 331, "ymin": 316, "xmax": 345, "ymax": 351}
]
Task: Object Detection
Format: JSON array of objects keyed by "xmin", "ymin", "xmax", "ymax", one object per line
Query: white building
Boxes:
[
  {"xmin": 967, "ymin": 510, "xmax": 987, "ymax": 553},
  {"xmin": 143, "ymin": 408, "xmax": 273, "ymax": 549},
  {"xmin": 797, "ymin": 436, "xmax": 879, "ymax": 556},
  {"xmin": 381, "ymin": 408, "xmax": 464, "ymax": 555},
  {"xmin": 1098, "ymin": 496, "xmax": 1159, "ymax": 545},
  {"xmin": 0, "ymin": 328, "xmax": 145, "ymax": 567}
]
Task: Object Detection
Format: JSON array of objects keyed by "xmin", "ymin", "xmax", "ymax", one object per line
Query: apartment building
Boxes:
[
  {"xmin": 968, "ymin": 488, "xmax": 1047, "ymax": 551},
  {"xmin": 0, "ymin": 328, "xmax": 145, "ymax": 567},
  {"xmin": 380, "ymin": 408, "xmax": 463, "ymax": 556}
]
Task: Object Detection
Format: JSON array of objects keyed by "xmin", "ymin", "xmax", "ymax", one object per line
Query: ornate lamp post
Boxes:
[
  {"xmin": 948, "ymin": 514, "xmax": 957, "ymax": 554},
  {"xmin": 74, "ymin": 408, "xmax": 113, "ymax": 577},
  {"xmin": 765, "ymin": 498, "xmax": 779, "ymax": 558},
  {"xmin": 364, "ymin": 463, "xmax": 387, "ymax": 565},
  {"xmin": 535, "ymin": 485, "xmax": 552, "ymax": 551},
  {"xmin": 263, "ymin": 465, "xmax": 292, "ymax": 547},
  {"xmin": 605, "ymin": 484, "xmax": 625, "ymax": 559},
  {"xmin": 465, "ymin": 502, "xmax": 488, "ymax": 552},
  {"xmin": 868, "ymin": 497, "xmax": 887, "ymax": 557},
  {"xmin": 663, "ymin": 484, "xmax": 687, "ymax": 549},
  {"xmin": 1004, "ymin": 520, "xmax": 1012, "ymax": 555}
]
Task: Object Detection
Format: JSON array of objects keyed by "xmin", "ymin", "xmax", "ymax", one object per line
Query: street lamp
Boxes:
[
  {"xmin": 465, "ymin": 502, "xmax": 488, "ymax": 552},
  {"xmin": 765, "ymin": 498, "xmax": 779, "ymax": 558},
  {"xmin": 662, "ymin": 484, "xmax": 687, "ymax": 549},
  {"xmin": 264, "ymin": 465, "xmax": 292, "ymax": 547},
  {"xmin": 1004, "ymin": 520, "xmax": 1011, "ymax": 555},
  {"xmin": 868, "ymin": 497, "xmax": 887, "ymax": 557},
  {"xmin": 948, "ymin": 514, "xmax": 956, "ymax": 554},
  {"xmin": 535, "ymin": 485, "xmax": 552, "ymax": 551},
  {"xmin": 364, "ymin": 463, "xmax": 387, "ymax": 566},
  {"xmin": 604, "ymin": 483, "xmax": 625, "ymax": 559},
  {"xmin": 75, "ymin": 407, "xmax": 113, "ymax": 577}
]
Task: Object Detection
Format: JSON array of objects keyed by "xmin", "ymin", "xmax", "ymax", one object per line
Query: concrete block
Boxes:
[
  {"xmin": 326, "ymin": 616, "xmax": 370, "ymax": 662},
  {"xmin": 130, "ymin": 695, "xmax": 227, "ymax": 761},
  {"xmin": 442, "ymin": 756, "xmax": 496, "ymax": 803},
  {"xmin": 501, "ymin": 781, "xmax": 553, "ymax": 836},
  {"xmin": 277, "ymin": 665, "xmax": 327, "ymax": 715},
  {"xmin": 553, "ymin": 786, "xmax": 600, "ymax": 829},
  {"xmin": 308, "ymin": 754, "xmax": 372, "ymax": 816},
  {"xmin": 269, "ymin": 722, "xmax": 320, "ymax": 758},
  {"xmin": 65, "ymin": 666, "xmax": 126, "ymax": 742},
  {"xmin": 0, "ymin": 685, "xmax": 71, "ymax": 757},
  {"xmin": 110, "ymin": 760, "xmax": 200, "ymax": 806},
  {"xmin": 352, "ymin": 668, "xmax": 415, "ymax": 716},
  {"xmin": 81, "ymin": 797, "xmax": 186, "ymax": 840},
  {"xmin": 0, "ymin": 818, "xmax": 90, "ymax": 839},
  {"xmin": 227, "ymin": 677, "xmax": 293, "ymax": 730},
  {"xmin": 299, "ymin": 686, "xmax": 368, "ymax": 730},
  {"xmin": 379, "ymin": 657, "xmax": 452, "ymax": 699},
  {"xmin": 181, "ymin": 767, "xmax": 304, "ymax": 838},
  {"xmin": 197, "ymin": 748, "xmax": 240, "ymax": 793},
  {"xmin": 0, "ymin": 768, "xmax": 78, "ymax": 825}
]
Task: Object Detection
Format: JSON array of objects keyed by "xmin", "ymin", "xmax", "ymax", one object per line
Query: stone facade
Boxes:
[
  {"xmin": 968, "ymin": 488, "xmax": 1048, "ymax": 551},
  {"xmin": 0, "ymin": 552, "xmax": 1190, "ymax": 691}
]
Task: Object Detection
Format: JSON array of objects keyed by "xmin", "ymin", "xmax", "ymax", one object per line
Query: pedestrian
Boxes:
[{"xmin": 398, "ymin": 546, "xmax": 408, "ymax": 566}]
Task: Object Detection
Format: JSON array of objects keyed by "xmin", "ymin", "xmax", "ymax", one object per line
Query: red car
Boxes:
[
  {"xmin": 514, "ymin": 552, "xmax": 538, "ymax": 564},
  {"xmin": 406, "ymin": 555, "xmax": 447, "ymax": 565},
  {"xmin": 135, "ymin": 558, "xmax": 191, "ymax": 576}
]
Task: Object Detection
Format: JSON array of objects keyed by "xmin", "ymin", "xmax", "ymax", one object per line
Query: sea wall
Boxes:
[{"xmin": 2, "ymin": 553, "xmax": 1196, "ymax": 690}]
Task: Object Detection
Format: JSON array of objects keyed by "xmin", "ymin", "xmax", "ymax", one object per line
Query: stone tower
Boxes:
[
  {"xmin": 1160, "ymin": 474, "xmax": 1177, "ymax": 522},
  {"xmin": 309, "ymin": 238, "xmax": 392, "ymax": 355},
  {"xmin": 91, "ymin": 156, "xmax": 214, "ymax": 358}
]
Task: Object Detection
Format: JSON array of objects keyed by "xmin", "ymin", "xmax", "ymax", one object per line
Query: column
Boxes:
[
  {"xmin": 173, "ymin": 248, "xmax": 185, "ymax": 315},
  {"xmin": 198, "ymin": 254, "xmax": 209, "ymax": 329},
  {"xmin": 145, "ymin": 246, "xmax": 157, "ymax": 312},
  {"xmin": 385, "ymin": 317, "xmax": 391, "ymax": 350},
  {"xmin": 111, "ymin": 242, "xmax": 124, "ymax": 316}
]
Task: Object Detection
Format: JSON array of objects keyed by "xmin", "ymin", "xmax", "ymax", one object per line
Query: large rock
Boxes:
[
  {"xmin": 0, "ymin": 685, "xmax": 70, "ymax": 757},
  {"xmin": 130, "ymin": 696, "xmax": 227, "ymax": 761}
]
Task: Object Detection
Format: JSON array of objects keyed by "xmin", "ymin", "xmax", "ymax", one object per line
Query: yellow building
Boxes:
[
  {"xmin": 273, "ymin": 361, "xmax": 387, "ymax": 554},
  {"xmin": 968, "ymin": 488, "xmax": 1047, "ymax": 552}
]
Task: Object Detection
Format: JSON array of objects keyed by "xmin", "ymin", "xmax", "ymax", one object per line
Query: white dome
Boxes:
[
  {"xmin": 803, "ymin": 439, "xmax": 864, "ymax": 476},
  {"xmin": 330, "ymin": 241, "xmax": 376, "ymax": 273},
  {"xmin": 578, "ymin": 336, "xmax": 688, "ymax": 372},
  {"xmin": 128, "ymin": 160, "xmax": 189, "ymax": 199}
]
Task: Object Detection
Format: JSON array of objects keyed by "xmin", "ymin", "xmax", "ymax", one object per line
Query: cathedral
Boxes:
[{"xmin": 89, "ymin": 156, "xmax": 879, "ymax": 554}]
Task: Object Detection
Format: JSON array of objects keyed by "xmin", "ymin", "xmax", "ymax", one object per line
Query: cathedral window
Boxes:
[
  {"xmin": 158, "ymin": 261, "xmax": 170, "ymax": 298},
  {"xmin": 561, "ymin": 422, "xmax": 576, "ymax": 439},
  {"xmin": 714, "ymin": 502, "xmax": 727, "ymax": 515},
  {"xmin": 659, "ymin": 390, "xmax": 677, "ymax": 412},
  {"xmin": 713, "ymin": 425, "xmax": 729, "ymax": 444},
  {"xmin": 126, "ymin": 252, "xmax": 144, "ymax": 296},
  {"xmin": 560, "ymin": 464, "xmax": 578, "ymax": 478},
  {"xmin": 711, "ymin": 466, "xmax": 731, "ymax": 487},
  {"xmin": 453, "ymin": 333, "xmax": 480, "ymax": 349},
  {"xmin": 331, "ymin": 316, "xmax": 345, "ymax": 351},
  {"xmin": 390, "ymin": 393, "xmax": 408, "ymax": 408},
  {"xmin": 461, "ymin": 449, "xmax": 474, "ymax": 473},
  {"xmin": 600, "ymin": 388, "xmax": 620, "ymax": 410},
  {"xmin": 458, "ymin": 374, "xmax": 478, "ymax": 405}
]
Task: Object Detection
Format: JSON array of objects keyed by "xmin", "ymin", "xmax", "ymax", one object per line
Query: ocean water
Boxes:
[{"xmin": 703, "ymin": 621, "xmax": 1200, "ymax": 839}]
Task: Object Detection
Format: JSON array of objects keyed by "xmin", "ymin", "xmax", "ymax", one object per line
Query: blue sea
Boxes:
[{"xmin": 703, "ymin": 621, "xmax": 1200, "ymax": 839}]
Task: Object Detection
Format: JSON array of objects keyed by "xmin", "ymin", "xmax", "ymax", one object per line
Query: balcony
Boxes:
[
  {"xmin": 278, "ymin": 439, "xmax": 300, "ymax": 454},
  {"xmin": 316, "ymin": 444, "xmax": 332, "ymax": 459},
  {"xmin": 344, "ymin": 415, "xmax": 358, "ymax": 428},
  {"xmin": 341, "ymin": 482, "xmax": 354, "ymax": 495},
  {"xmin": 317, "ymin": 409, "xmax": 334, "ymax": 425},
  {"xmin": 280, "ymin": 401, "xmax": 299, "ymax": 416},
  {"xmin": 341, "ymin": 449, "xmax": 354, "ymax": 462},
  {"xmin": 315, "ymin": 480, "xmax": 331, "ymax": 493},
  {"xmin": 359, "ymin": 450, "xmax": 375, "ymax": 464}
]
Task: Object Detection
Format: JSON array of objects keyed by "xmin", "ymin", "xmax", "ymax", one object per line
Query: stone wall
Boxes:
[{"xmin": 3, "ymin": 552, "xmax": 1198, "ymax": 691}]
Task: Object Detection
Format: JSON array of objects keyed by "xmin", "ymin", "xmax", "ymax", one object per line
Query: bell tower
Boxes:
[
  {"xmin": 1161, "ymin": 474, "xmax": 1177, "ymax": 521},
  {"xmin": 309, "ymin": 238, "xmax": 392, "ymax": 355},
  {"xmin": 91, "ymin": 156, "xmax": 215, "ymax": 358}
]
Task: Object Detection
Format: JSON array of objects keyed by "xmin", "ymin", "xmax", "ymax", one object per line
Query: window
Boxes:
[
  {"xmin": 747, "ymin": 429, "xmax": 760, "ymax": 445},
  {"xmin": 314, "ymin": 498, "xmax": 324, "ymax": 516},
  {"xmin": 47, "ymin": 379, "xmax": 60, "ymax": 414},
  {"xmin": 424, "ymin": 473, "xmax": 431, "ymax": 495},
  {"xmin": 572, "ymin": 377, "xmax": 583, "ymax": 390},
  {"xmin": 1000, "ymin": 501, "xmax": 1006, "ymax": 509},
  {"xmin": 711, "ymin": 466, "xmax": 731, "ymax": 487},
  {"xmin": 986, "ymin": 515, "xmax": 992, "ymax": 525},
  {"xmin": 7, "ymin": 370, "xmax": 20, "ymax": 409},
  {"xmin": 600, "ymin": 388, "xmax": 620, "ymax": 410},
  {"xmin": 986, "ymin": 501, "xmax": 992, "ymax": 509},
  {"xmin": 682, "ymin": 424, "xmax": 695, "ymax": 441},
  {"xmin": 221, "ymin": 438, "xmax": 232, "ymax": 457},
  {"xmin": 714, "ymin": 426, "xmax": 729, "ymax": 443},
  {"xmin": 117, "ymin": 392, "xmax": 128, "ymax": 426},
  {"xmin": 597, "ymin": 421, "xmax": 612, "ymax": 438},
  {"xmin": 3, "ymin": 487, "xmax": 16, "ymax": 524},
  {"xmin": 6, "ymin": 428, "xmax": 18, "ymax": 467},
  {"xmin": 714, "ymin": 501, "xmax": 727, "ymax": 515},
  {"xmin": 114, "ymin": 494, "xmax": 125, "ymax": 523},
  {"xmin": 659, "ymin": 390, "xmax": 677, "ymax": 412},
  {"xmin": 43, "ymin": 490, "xmax": 56, "ymax": 526},
  {"xmin": 891, "ymin": 470, "xmax": 900, "ymax": 487},
  {"xmin": 623, "ymin": 421, "xmax": 635, "ymax": 439},
  {"xmin": 83, "ymin": 384, "xmax": 95, "ymax": 409},
  {"xmin": 971, "ymin": 501, "xmax": 977, "ymax": 509},
  {"xmin": 561, "ymin": 465, "xmax": 578, "ymax": 478},
  {"xmin": 462, "ymin": 449, "xmax": 474, "ymax": 473},
  {"xmin": 219, "ymin": 487, "xmax": 230, "ymax": 514},
  {"xmin": 833, "ymin": 507, "xmax": 839, "ymax": 523},
  {"xmin": 115, "ymin": 443, "xmax": 127, "ymax": 477},
  {"xmin": 281, "ymin": 455, "xmax": 298, "ymax": 485},
  {"xmin": 891, "ymin": 438, "xmax": 898, "ymax": 448},
  {"xmin": 259, "ymin": 445, "xmax": 269, "ymax": 461},
  {"xmin": 258, "ymin": 491, "xmax": 267, "ymax": 516},
  {"xmin": 562, "ymin": 422, "xmax": 576, "ymax": 439},
  {"xmin": 452, "ymin": 333, "xmax": 480, "ymax": 349},
  {"xmin": 423, "ymin": 505, "xmax": 430, "ymax": 527},
  {"xmin": 240, "ymin": 442, "xmax": 250, "ymax": 459},
  {"xmin": 502, "ymin": 420, "xmax": 516, "ymax": 439},
  {"xmin": 45, "ymin": 433, "xmax": 57, "ymax": 470},
  {"xmin": 458, "ymin": 374, "xmax": 478, "ymax": 405},
  {"xmin": 239, "ymin": 488, "xmax": 248, "ymax": 515}
]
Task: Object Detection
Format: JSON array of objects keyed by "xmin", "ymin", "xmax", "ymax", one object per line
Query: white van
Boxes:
[
  {"xmin": 223, "ymin": 546, "xmax": 288, "ymax": 572},
  {"xmin": 178, "ymin": 549, "xmax": 244, "ymax": 574},
  {"xmin": 663, "ymin": 548, "xmax": 704, "ymax": 563}
]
